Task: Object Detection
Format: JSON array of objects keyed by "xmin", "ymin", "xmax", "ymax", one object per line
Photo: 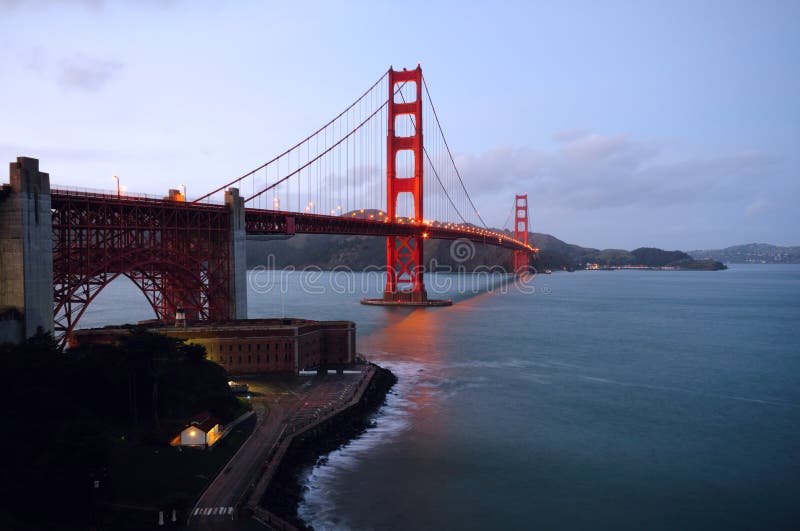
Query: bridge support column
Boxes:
[
  {"xmin": 226, "ymin": 187, "xmax": 248, "ymax": 319},
  {"xmin": 0, "ymin": 157, "xmax": 53, "ymax": 342}
]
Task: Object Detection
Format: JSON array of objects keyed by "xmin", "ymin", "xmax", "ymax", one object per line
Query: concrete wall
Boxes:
[
  {"xmin": 201, "ymin": 336, "xmax": 298, "ymax": 374},
  {"xmin": 320, "ymin": 323, "xmax": 356, "ymax": 366},
  {"xmin": 225, "ymin": 188, "xmax": 248, "ymax": 319},
  {"xmin": 0, "ymin": 157, "xmax": 53, "ymax": 339}
]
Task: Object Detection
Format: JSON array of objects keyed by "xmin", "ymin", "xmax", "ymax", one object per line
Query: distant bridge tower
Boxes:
[
  {"xmin": 513, "ymin": 194, "xmax": 530, "ymax": 272},
  {"xmin": 383, "ymin": 66, "xmax": 427, "ymax": 302}
]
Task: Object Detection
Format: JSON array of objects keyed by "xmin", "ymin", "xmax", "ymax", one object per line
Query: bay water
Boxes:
[{"xmin": 81, "ymin": 264, "xmax": 800, "ymax": 530}]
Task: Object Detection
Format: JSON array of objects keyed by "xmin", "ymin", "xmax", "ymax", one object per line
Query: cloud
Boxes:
[
  {"xmin": 745, "ymin": 198, "xmax": 772, "ymax": 217},
  {"xmin": 0, "ymin": 0, "xmax": 104, "ymax": 10},
  {"xmin": 454, "ymin": 131, "xmax": 777, "ymax": 214},
  {"xmin": 0, "ymin": 0, "xmax": 179, "ymax": 11},
  {"xmin": 16, "ymin": 47, "xmax": 123, "ymax": 92},
  {"xmin": 56, "ymin": 54, "xmax": 122, "ymax": 92}
]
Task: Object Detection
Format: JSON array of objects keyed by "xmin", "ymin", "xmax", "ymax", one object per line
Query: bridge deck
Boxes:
[{"xmin": 50, "ymin": 189, "xmax": 533, "ymax": 252}]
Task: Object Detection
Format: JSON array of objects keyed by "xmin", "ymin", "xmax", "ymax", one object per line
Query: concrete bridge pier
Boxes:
[
  {"xmin": 225, "ymin": 187, "xmax": 248, "ymax": 319},
  {"xmin": 0, "ymin": 157, "xmax": 53, "ymax": 343}
]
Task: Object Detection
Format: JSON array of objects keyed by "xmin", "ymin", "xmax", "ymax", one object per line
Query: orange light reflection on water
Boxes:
[{"xmin": 360, "ymin": 292, "xmax": 506, "ymax": 430}]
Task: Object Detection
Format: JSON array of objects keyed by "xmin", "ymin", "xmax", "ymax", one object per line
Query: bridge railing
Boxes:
[
  {"xmin": 51, "ymin": 185, "xmax": 225, "ymax": 205},
  {"xmin": 52, "ymin": 184, "xmax": 165, "ymax": 201}
]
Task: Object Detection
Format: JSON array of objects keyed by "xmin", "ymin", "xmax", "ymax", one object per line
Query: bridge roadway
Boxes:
[
  {"xmin": 49, "ymin": 188, "xmax": 533, "ymax": 253},
  {"xmin": 186, "ymin": 369, "xmax": 366, "ymax": 530}
]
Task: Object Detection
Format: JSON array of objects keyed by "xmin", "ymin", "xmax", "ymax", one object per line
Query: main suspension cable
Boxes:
[
  {"xmin": 422, "ymin": 75, "xmax": 487, "ymax": 228},
  {"xmin": 194, "ymin": 70, "xmax": 389, "ymax": 203}
]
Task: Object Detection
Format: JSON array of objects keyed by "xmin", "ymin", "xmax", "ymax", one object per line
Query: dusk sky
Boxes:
[{"xmin": 1, "ymin": 0, "xmax": 797, "ymax": 250}]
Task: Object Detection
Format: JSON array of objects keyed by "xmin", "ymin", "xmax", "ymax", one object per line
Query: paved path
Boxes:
[{"xmin": 186, "ymin": 370, "xmax": 365, "ymax": 530}]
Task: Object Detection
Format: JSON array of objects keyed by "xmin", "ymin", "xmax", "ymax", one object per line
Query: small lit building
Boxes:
[{"xmin": 177, "ymin": 411, "xmax": 222, "ymax": 448}]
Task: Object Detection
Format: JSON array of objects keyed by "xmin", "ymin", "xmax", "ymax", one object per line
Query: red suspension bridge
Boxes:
[{"xmin": 0, "ymin": 66, "xmax": 536, "ymax": 343}]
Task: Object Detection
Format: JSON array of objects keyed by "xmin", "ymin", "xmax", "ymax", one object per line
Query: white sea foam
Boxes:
[
  {"xmin": 297, "ymin": 357, "xmax": 501, "ymax": 528},
  {"xmin": 297, "ymin": 359, "xmax": 425, "ymax": 530}
]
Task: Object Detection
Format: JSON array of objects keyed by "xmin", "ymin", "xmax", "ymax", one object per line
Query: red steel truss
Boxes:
[
  {"xmin": 50, "ymin": 189, "xmax": 232, "ymax": 339},
  {"xmin": 49, "ymin": 192, "xmax": 534, "ymax": 340}
]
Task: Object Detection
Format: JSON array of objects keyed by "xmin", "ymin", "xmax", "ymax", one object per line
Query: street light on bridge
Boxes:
[{"xmin": 112, "ymin": 175, "xmax": 120, "ymax": 198}]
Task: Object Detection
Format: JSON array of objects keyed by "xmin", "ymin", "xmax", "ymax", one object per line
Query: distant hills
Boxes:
[
  {"xmin": 689, "ymin": 243, "xmax": 800, "ymax": 264},
  {"xmin": 247, "ymin": 213, "xmax": 725, "ymax": 271},
  {"xmin": 530, "ymin": 233, "xmax": 725, "ymax": 270}
]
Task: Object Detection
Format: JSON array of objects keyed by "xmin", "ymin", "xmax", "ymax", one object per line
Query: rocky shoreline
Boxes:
[{"xmin": 259, "ymin": 364, "xmax": 397, "ymax": 530}]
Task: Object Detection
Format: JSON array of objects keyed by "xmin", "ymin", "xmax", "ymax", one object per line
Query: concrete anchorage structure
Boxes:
[{"xmin": 0, "ymin": 157, "xmax": 53, "ymax": 343}]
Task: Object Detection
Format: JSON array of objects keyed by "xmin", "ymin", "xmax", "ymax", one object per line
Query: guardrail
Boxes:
[{"xmin": 51, "ymin": 184, "xmax": 226, "ymax": 205}]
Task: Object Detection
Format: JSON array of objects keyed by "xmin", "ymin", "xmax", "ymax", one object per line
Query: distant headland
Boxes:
[
  {"xmin": 689, "ymin": 243, "xmax": 800, "ymax": 264},
  {"xmin": 246, "ymin": 220, "xmax": 727, "ymax": 272}
]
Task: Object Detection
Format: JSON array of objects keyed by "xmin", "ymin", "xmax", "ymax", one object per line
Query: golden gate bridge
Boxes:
[{"xmin": 0, "ymin": 66, "xmax": 536, "ymax": 342}]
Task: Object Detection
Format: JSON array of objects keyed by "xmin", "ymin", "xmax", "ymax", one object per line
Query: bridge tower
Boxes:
[
  {"xmin": 513, "ymin": 194, "xmax": 530, "ymax": 272},
  {"xmin": 384, "ymin": 66, "xmax": 427, "ymax": 302}
]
